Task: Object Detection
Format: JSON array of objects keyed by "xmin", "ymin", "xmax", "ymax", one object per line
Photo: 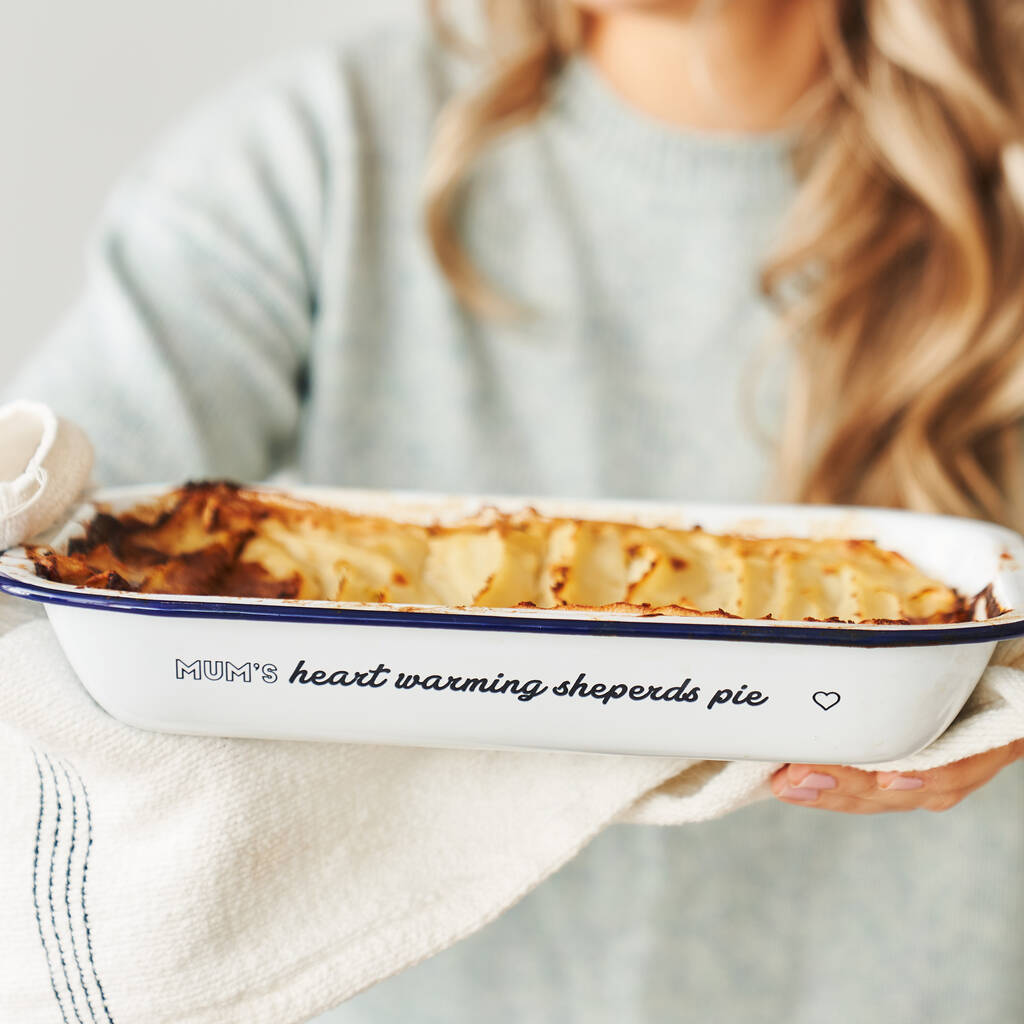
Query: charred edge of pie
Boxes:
[
  {"xmin": 182, "ymin": 478, "xmax": 243, "ymax": 494},
  {"xmin": 979, "ymin": 583, "xmax": 1003, "ymax": 620},
  {"xmin": 68, "ymin": 482, "xmax": 224, "ymax": 556},
  {"xmin": 83, "ymin": 569, "xmax": 138, "ymax": 592},
  {"xmin": 27, "ymin": 549, "xmax": 62, "ymax": 582}
]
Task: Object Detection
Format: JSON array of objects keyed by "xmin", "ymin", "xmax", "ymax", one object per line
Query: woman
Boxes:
[{"xmin": 10, "ymin": 1, "xmax": 1024, "ymax": 1020}]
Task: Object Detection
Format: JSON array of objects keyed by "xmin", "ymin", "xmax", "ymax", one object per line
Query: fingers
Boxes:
[
  {"xmin": 770, "ymin": 740, "xmax": 1024, "ymax": 815},
  {"xmin": 771, "ymin": 764, "xmax": 927, "ymax": 815}
]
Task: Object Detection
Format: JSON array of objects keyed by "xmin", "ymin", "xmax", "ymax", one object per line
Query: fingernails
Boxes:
[
  {"xmin": 880, "ymin": 775, "xmax": 924, "ymax": 791},
  {"xmin": 777, "ymin": 770, "xmax": 837, "ymax": 801},
  {"xmin": 796, "ymin": 771, "xmax": 837, "ymax": 790},
  {"xmin": 779, "ymin": 785, "xmax": 821, "ymax": 801}
]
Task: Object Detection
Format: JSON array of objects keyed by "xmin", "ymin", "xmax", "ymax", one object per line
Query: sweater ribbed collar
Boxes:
[{"xmin": 549, "ymin": 56, "xmax": 794, "ymax": 198}]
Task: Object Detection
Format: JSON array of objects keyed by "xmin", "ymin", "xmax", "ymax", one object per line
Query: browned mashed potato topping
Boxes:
[{"xmin": 26, "ymin": 481, "xmax": 974, "ymax": 624}]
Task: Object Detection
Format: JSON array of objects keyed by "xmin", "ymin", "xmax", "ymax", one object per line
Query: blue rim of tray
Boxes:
[{"xmin": 3, "ymin": 571, "xmax": 1023, "ymax": 649}]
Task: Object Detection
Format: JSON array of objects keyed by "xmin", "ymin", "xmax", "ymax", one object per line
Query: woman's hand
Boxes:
[{"xmin": 770, "ymin": 739, "xmax": 1024, "ymax": 814}]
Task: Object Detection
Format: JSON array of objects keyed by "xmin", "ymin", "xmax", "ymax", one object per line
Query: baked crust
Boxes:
[{"xmin": 26, "ymin": 481, "xmax": 975, "ymax": 624}]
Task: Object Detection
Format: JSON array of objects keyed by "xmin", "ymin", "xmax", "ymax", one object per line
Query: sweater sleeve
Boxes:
[{"xmin": 5, "ymin": 55, "xmax": 336, "ymax": 486}]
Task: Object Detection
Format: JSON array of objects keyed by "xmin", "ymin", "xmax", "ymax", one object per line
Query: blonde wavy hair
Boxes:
[{"xmin": 424, "ymin": 1, "xmax": 1024, "ymax": 527}]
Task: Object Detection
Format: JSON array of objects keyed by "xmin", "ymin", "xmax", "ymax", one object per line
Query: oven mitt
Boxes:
[{"xmin": 0, "ymin": 401, "xmax": 93, "ymax": 551}]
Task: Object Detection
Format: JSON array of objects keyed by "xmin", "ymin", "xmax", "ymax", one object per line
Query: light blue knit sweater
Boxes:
[{"xmin": 11, "ymin": 26, "xmax": 1024, "ymax": 1024}]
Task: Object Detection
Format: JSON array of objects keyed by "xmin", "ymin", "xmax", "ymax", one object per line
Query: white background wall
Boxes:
[{"xmin": 0, "ymin": 2, "xmax": 409, "ymax": 384}]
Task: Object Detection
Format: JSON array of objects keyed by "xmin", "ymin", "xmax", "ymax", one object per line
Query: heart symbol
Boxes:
[{"xmin": 813, "ymin": 691, "xmax": 841, "ymax": 711}]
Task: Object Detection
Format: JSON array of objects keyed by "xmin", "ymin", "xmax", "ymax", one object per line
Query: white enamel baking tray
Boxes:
[{"xmin": 3, "ymin": 485, "xmax": 1024, "ymax": 764}]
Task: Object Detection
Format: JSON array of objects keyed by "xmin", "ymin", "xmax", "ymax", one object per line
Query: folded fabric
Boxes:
[
  {"xmin": 3, "ymin": 405, "xmax": 1024, "ymax": 1023},
  {"xmin": 0, "ymin": 401, "xmax": 93, "ymax": 550},
  {"xmin": 622, "ymin": 643, "xmax": 1024, "ymax": 824}
]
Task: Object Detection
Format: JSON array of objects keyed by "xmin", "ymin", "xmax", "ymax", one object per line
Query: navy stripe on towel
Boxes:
[
  {"xmin": 58, "ymin": 760, "xmax": 98, "ymax": 1024},
  {"xmin": 43, "ymin": 753, "xmax": 86, "ymax": 1023},
  {"xmin": 75, "ymin": 765, "xmax": 115, "ymax": 1023},
  {"xmin": 30, "ymin": 750, "xmax": 115, "ymax": 1023},
  {"xmin": 32, "ymin": 752, "xmax": 71, "ymax": 1023}
]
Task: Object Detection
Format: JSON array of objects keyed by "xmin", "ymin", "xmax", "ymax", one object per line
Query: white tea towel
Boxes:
[
  {"xmin": 621, "ymin": 644, "xmax": 1024, "ymax": 825},
  {"xmin": 0, "ymin": 401, "xmax": 93, "ymax": 550},
  {"xmin": 3, "ymin": 408, "xmax": 1024, "ymax": 1023}
]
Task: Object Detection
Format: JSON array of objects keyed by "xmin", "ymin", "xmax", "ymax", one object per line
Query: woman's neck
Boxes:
[{"xmin": 582, "ymin": 0, "xmax": 827, "ymax": 133}]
